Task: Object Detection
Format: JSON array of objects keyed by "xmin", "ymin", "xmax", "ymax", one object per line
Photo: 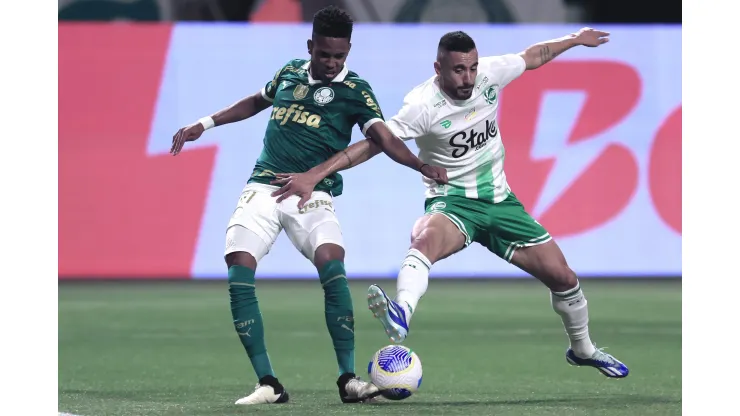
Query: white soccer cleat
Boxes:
[
  {"xmin": 234, "ymin": 376, "xmax": 289, "ymax": 405},
  {"xmin": 367, "ymin": 284, "xmax": 410, "ymax": 343},
  {"xmin": 337, "ymin": 372, "xmax": 381, "ymax": 403}
]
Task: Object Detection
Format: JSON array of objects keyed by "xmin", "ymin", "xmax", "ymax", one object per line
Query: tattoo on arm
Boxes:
[
  {"xmin": 538, "ymin": 45, "xmax": 559, "ymax": 65},
  {"xmin": 342, "ymin": 149, "xmax": 353, "ymax": 168}
]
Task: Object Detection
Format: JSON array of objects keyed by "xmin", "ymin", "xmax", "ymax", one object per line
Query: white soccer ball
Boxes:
[{"xmin": 367, "ymin": 345, "xmax": 423, "ymax": 400}]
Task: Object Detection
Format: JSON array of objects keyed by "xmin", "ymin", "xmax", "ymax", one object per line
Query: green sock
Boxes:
[
  {"xmin": 319, "ymin": 260, "xmax": 355, "ymax": 376},
  {"xmin": 228, "ymin": 265, "xmax": 275, "ymax": 380}
]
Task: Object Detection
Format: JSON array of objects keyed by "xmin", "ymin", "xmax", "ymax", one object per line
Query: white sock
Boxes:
[
  {"xmin": 551, "ymin": 283, "xmax": 596, "ymax": 358},
  {"xmin": 394, "ymin": 249, "xmax": 431, "ymax": 323}
]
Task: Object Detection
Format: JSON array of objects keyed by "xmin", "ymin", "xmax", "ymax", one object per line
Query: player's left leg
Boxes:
[
  {"xmin": 224, "ymin": 184, "xmax": 289, "ymax": 405},
  {"xmin": 279, "ymin": 192, "xmax": 380, "ymax": 403},
  {"xmin": 511, "ymin": 241, "xmax": 629, "ymax": 378},
  {"xmin": 488, "ymin": 193, "xmax": 629, "ymax": 378}
]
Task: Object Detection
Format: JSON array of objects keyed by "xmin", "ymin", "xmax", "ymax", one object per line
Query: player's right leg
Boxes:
[
  {"xmin": 368, "ymin": 205, "xmax": 467, "ymax": 343},
  {"xmin": 279, "ymin": 191, "xmax": 380, "ymax": 403},
  {"xmin": 224, "ymin": 184, "xmax": 289, "ymax": 405}
]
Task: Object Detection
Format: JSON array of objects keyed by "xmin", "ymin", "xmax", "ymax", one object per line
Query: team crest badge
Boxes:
[
  {"xmin": 293, "ymin": 84, "xmax": 309, "ymax": 100},
  {"xmin": 483, "ymin": 86, "xmax": 498, "ymax": 105},
  {"xmin": 314, "ymin": 87, "xmax": 335, "ymax": 105}
]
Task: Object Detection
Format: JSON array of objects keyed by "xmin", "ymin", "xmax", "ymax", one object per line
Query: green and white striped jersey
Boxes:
[{"xmin": 386, "ymin": 54, "xmax": 526, "ymax": 203}]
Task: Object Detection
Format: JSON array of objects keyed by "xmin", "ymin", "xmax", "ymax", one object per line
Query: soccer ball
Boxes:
[{"xmin": 367, "ymin": 345, "xmax": 423, "ymax": 400}]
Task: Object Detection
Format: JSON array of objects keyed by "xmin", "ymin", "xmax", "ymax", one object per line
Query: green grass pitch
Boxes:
[{"xmin": 59, "ymin": 279, "xmax": 681, "ymax": 415}]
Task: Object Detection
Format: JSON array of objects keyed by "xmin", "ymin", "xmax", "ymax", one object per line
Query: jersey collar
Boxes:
[{"xmin": 302, "ymin": 60, "xmax": 349, "ymax": 85}]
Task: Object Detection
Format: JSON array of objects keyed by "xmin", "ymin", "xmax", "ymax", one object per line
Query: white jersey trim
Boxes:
[
  {"xmin": 260, "ymin": 86, "xmax": 274, "ymax": 103},
  {"xmin": 361, "ymin": 118, "xmax": 384, "ymax": 136}
]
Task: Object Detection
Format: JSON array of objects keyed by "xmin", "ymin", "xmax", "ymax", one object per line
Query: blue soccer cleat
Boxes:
[
  {"xmin": 566, "ymin": 347, "xmax": 630, "ymax": 378},
  {"xmin": 367, "ymin": 285, "xmax": 409, "ymax": 343}
]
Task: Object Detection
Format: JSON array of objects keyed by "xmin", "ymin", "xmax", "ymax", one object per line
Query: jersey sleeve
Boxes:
[
  {"xmin": 479, "ymin": 54, "xmax": 526, "ymax": 88},
  {"xmin": 348, "ymin": 82, "xmax": 385, "ymax": 135},
  {"xmin": 260, "ymin": 67, "xmax": 282, "ymax": 102},
  {"xmin": 385, "ymin": 98, "xmax": 428, "ymax": 142}
]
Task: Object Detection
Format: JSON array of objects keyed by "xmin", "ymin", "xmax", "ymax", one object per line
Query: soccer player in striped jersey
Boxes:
[{"xmin": 273, "ymin": 28, "xmax": 630, "ymax": 379}]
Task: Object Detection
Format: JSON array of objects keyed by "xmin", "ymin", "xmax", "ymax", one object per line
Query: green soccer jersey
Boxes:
[{"xmin": 248, "ymin": 59, "xmax": 385, "ymax": 197}]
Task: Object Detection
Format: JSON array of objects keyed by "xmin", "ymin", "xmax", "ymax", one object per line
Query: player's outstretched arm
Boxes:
[
  {"xmin": 170, "ymin": 90, "xmax": 271, "ymax": 155},
  {"xmin": 364, "ymin": 123, "xmax": 448, "ymax": 183},
  {"xmin": 313, "ymin": 138, "xmax": 382, "ymax": 177},
  {"xmin": 518, "ymin": 27, "xmax": 610, "ymax": 70},
  {"xmin": 269, "ymin": 138, "xmax": 383, "ymax": 206},
  {"xmin": 270, "ymin": 126, "xmax": 447, "ymax": 207}
]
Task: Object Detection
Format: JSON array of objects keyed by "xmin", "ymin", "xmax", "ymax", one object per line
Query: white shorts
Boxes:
[{"xmin": 224, "ymin": 183, "xmax": 344, "ymax": 263}]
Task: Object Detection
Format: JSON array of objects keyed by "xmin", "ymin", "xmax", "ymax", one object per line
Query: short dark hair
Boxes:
[
  {"xmin": 438, "ymin": 31, "xmax": 476, "ymax": 53},
  {"xmin": 312, "ymin": 5, "xmax": 354, "ymax": 39}
]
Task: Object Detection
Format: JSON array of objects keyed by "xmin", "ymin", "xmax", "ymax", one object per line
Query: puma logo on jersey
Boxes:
[
  {"xmin": 449, "ymin": 119, "xmax": 499, "ymax": 158},
  {"xmin": 271, "ymin": 104, "xmax": 322, "ymax": 128}
]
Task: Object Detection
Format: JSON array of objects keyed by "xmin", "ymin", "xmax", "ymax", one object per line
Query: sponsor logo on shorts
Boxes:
[
  {"xmin": 429, "ymin": 201, "xmax": 447, "ymax": 211},
  {"xmin": 298, "ymin": 199, "xmax": 334, "ymax": 214}
]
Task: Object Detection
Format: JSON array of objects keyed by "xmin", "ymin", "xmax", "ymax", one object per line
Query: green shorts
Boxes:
[{"xmin": 424, "ymin": 193, "xmax": 552, "ymax": 262}]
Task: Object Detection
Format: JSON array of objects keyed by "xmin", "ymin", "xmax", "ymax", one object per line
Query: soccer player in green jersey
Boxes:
[
  {"xmin": 273, "ymin": 29, "xmax": 630, "ymax": 380},
  {"xmin": 170, "ymin": 6, "xmax": 446, "ymax": 406}
]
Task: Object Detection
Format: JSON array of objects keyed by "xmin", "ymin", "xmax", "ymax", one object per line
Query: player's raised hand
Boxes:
[
  {"xmin": 270, "ymin": 172, "xmax": 320, "ymax": 208},
  {"xmin": 421, "ymin": 164, "xmax": 448, "ymax": 185},
  {"xmin": 573, "ymin": 27, "xmax": 610, "ymax": 47},
  {"xmin": 170, "ymin": 122, "xmax": 205, "ymax": 156}
]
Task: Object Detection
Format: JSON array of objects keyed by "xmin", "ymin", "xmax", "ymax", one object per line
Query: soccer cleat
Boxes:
[
  {"xmin": 367, "ymin": 284, "xmax": 409, "ymax": 343},
  {"xmin": 234, "ymin": 375, "xmax": 290, "ymax": 405},
  {"xmin": 566, "ymin": 347, "xmax": 630, "ymax": 378},
  {"xmin": 337, "ymin": 372, "xmax": 381, "ymax": 403}
]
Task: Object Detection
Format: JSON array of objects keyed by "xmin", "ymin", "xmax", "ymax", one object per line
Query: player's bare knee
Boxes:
[
  {"xmin": 313, "ymin": 243, "xmax": 345, "ymax": 272},
  {"xmin": 410, "ymin": 215, "xmax": 432, "ymax": 242},
  {"xmin": 547, "ymin": 264, "xmax": 578, "ymax": 292},
  {"xmin": 410, "ymin": 215, "xmax": 465, "ymax": 264},
  {"xmin": 225, "ymin": 251, "xmax": 258, "ymax": 270},
  {"xmin": 409, "ymin": 235, "xmax": 434, "ymax": 261},
  {"xmin": 410, "ymin": 227, "xmax": 455, "ymax": 264}
]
